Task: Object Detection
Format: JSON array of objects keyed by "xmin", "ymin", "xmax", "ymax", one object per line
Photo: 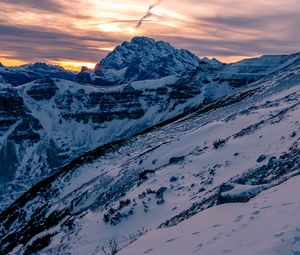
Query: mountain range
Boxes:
[
  {"xmin": 0, "ymin": 62, "xmax": 76, "ymax": 86},
  {"xmin": 0, "ymin": 37, "xmax": 300, "ymax": 255}
]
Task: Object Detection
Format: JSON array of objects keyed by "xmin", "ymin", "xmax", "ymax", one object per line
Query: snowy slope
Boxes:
[
  {"xmin": 225, "ymin": 54, "xmax": 295, "ymax": 75},
  {"xmin": 1, "ymin": 51, "xmax": 300, "ymax": 255},
  {"xmin": 120, "ymin": 175, "xmax": 300, "ymax": 255}
]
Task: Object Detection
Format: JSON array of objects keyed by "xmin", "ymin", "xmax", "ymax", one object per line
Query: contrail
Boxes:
[{"xmin": 136, "ymin": 0, "xmax": 162, "ymax": 28}]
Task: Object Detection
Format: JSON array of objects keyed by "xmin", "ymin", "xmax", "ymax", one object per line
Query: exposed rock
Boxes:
[
  {"xmin": 169, "ymin": 156, "xmax": 185, "ymax": 164},
  {"xmin": 26, "ymin": 78, "xmax": 58, "ymax": 101},
  {"xmin": 217, "ymin": 182, "xmax": 266, "ymax": 204},
  {"xmin": 80, "ymin": 66, "xmax": 90, "ymax": 72},
  {"xmin": 256, "ymin": 154, "xmax": 267, "ymax": 163},
  {"xmin": 170, "ymin": 176, "xmax": 178, "ymax": 182}
]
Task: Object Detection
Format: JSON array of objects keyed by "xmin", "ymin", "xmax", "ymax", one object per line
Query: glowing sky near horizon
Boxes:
[{"xmin": 0, "ymin": 0, "xmax": 299, "ymax": 70}]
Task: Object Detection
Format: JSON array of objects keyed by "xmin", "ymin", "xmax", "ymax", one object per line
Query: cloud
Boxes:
[
  {"xmin": 0, "ymin": 24, "xmax": 119, "ymax": 43},
  {"xmin": 0, "ymin": 0, "xmax": 64, "ymax": 12},
  {"xmin": 0, "ymin": 24, "xmax": 121, "ymax": 62},
  {"xmin": 0, "ymin": 0, "xmax": 299, "ymax": 65},
  {"xmin": 136, "ymin": 0, "xmax": 163, "ymax": 28},
  {"xmin": 156, "ymin": 33, "xmax": 299, "ymax": 59}
]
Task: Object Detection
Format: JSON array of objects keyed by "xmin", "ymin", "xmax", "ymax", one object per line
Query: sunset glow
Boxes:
[
  {"xmin": 0, "ymin": 0, "xmax": 299, "ymax": 70},
  {"xmin": 0, "ymin": 57, "xmax": 27, "ymax": 67},
  {"xmin": 51, "ymin": 60, "xmax": 96, "ymax": 71}
]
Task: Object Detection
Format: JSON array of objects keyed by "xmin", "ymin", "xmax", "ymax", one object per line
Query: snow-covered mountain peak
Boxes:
[
  {"xmin": 108, "ymin": 36, "xmax": 198, "ymax": 65},
  {"xmin": 20, "ymin": 62, "xmax": 68, "ymax": 73},
  {"xmin": 201, "ymin": 57, "xmax": 224, "ymax": 68},
  {"xmin": 86, "ymin": 36, "xmax": 202, "ymax": 85}
]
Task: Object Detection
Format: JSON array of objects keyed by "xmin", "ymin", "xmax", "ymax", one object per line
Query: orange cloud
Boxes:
[{"xmin": 0, "ymin": 57, "xmax": 27, "ymax": 67}]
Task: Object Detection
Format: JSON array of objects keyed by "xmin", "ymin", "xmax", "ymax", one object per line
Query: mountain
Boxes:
[
  {"xmin": 0, "ymin": 37, "xmax": 300, "ymax": 255},
  {"xmin": 76, "ymin": 37, "xmax": 299, "ymax": 88},
  {"xmin": 219, "ymin": 53, "xmax": 300, "ymax": 87},
  {"xmin": 0, "ymin": 62, "xmax": 76, "ymax": 86},
  {"xmin": 76, "ymin": 37, "xmax": 202, "ymax": 85}
]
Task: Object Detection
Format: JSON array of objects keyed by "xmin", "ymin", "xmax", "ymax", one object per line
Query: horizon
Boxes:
[
  {"xmin": 1, "ymin": 0, "xmax": 299, "ymax": 71},
  {"xmin": 1, "ymin": 38, "xmax": 299, "ymax": 72}
]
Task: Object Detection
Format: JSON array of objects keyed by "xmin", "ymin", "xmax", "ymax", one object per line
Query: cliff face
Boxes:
[{"xmin": 0, "ymin": 87, "xmax": 42, "ymax": 182}]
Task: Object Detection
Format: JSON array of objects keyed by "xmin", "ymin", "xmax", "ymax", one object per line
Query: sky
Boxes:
[{"xmin": 0, "ymin": 0, "xmax": 299, "ymax": 70}]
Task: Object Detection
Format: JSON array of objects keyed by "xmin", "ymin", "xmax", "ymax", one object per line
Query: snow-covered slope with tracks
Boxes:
[{"xmin": 120, "ymin": 175, "xmax": 300, "ymax": 255}]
